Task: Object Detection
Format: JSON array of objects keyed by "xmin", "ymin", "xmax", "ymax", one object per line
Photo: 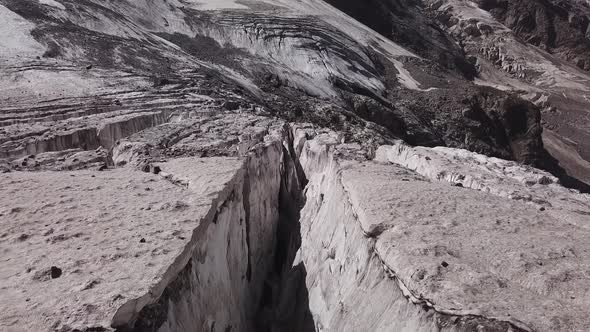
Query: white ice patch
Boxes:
[
  {"xmin": 0, "ymin": 5, "xmax": 45, "ymax": 61},
  {"xmin": 38, "ymin": 0, "xmax": 66, "ymax": 10},
  {"xmin": 183, "ymin": 0, "xmax": 248, "ymax": 10}
]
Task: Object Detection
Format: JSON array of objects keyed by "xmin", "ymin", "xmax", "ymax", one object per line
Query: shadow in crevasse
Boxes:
[
  {"xmin": 255, "ymin": 146, "xmax": 316, "ymax": 332},
  {"xmin": 537, "ymin": 148, "xmax": 590, "ymax": 194}
]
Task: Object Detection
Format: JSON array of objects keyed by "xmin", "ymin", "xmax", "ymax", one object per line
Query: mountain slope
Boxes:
[
  {"xmin": 322, "ymin": 0, "xmax": 590, "ymax": 189},
  {"xmin": 0, "ymin": 0, "xmax": 552, "ymax": 170}
]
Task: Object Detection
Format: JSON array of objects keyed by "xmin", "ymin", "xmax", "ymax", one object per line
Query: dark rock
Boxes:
[
  {"xmin": 50, "ymin": 266, "xmax": 62, "ymax": 279},
  {"xmin": 223, "ymin": 101, "xmax": 241, "ymax": 111},
  {"xmin": 151, "ymin": 166, "xmax": 161, "ymax": 175}
]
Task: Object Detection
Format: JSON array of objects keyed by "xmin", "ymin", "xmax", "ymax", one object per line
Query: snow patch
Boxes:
[
  {"xmin": 0, "ymin": 5, "xmax": 45, "ymax": 61},
  {"xmin": 38, "ymin": 0, "xmax": 66, "ymax": 10}
]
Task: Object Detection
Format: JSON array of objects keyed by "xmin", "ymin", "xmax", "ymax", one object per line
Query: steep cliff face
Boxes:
[{"xmin": 117, "ymin": 141, "xmax": 285, "ymax": 332}]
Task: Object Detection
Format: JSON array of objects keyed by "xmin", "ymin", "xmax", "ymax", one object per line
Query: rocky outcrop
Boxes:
[
  {"xmin": 472, "ymin": 0, "xmax": 590, "ymax": 71},
  {"xmin": 424, "ymin": 0, "xmax": 590, "ymax": 187}
]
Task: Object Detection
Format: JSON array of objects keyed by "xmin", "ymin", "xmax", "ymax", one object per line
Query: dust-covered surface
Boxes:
[
  {"xmin": 341, "ymin": 162, "xmax": 590, "ymax": 331},
  {"xmin": 1, "ymin": 114, "xmax": 590, "ymax": 332},
  {"xmin": 2, "ymin": 0, "xmax": 590, "ymax": 331},
  {"xmin": 0, "ymin": 158, "xmax": 243, "ymax": 331},
  {"xmin": 375, "ymin": 141, "xmax": 590, "ymax": 229}
]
